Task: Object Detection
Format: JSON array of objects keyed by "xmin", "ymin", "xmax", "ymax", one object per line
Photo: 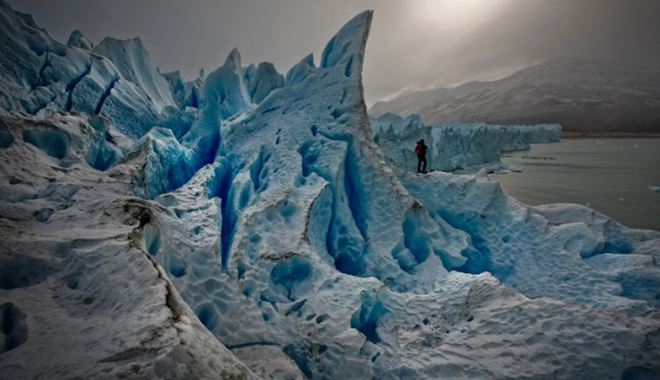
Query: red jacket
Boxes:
[{"xmin": 415, "ymin": 144, "xmax": 427, "ymax": 156}]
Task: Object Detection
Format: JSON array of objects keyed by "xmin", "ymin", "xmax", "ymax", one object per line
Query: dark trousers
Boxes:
[{"xmin": 417, "ymin": 156, "xmax": 427, "ymax": 173}]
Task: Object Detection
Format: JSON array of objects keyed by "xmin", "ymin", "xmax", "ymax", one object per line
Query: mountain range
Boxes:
[{"xmin": 370, "ymin": 57, "xmax": 660, "ymax": 133}]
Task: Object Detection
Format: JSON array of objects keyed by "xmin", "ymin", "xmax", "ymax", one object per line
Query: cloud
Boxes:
[
  {"xmin": 9, "ymin": 0, "xmax": 659, "ymax": 106},
  {"xmin": 363, "ymin": 0, "xmax": 659, "ymax": 104}
]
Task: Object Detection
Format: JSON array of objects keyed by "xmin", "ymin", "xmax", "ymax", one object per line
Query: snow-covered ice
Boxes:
[
  {"xmin": 243, "ymin": 62, "xmax": 285, "ymax": 105},
  {"xmin": 0, "ymin": 0, "xmax": 192, "ymax": 139},
  {"xmin": 1, "ymin": 2, "xmax": 659, "ymax": 379}
]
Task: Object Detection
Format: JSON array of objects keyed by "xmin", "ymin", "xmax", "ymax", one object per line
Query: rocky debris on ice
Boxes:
[
  {"xmin": 0, "ymin": 113, "xmax": 257, "ymax": 379},
  {"xmin": 1, "ymin": 2, "xmax": 660, "ymax": 379}
]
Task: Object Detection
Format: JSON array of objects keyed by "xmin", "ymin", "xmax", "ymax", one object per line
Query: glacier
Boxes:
[
  {"xmin": 371, "ymin": 113, "xmax": 562, "ymax": 173},
  {"xmin": 1, "ymin": 1, "xmax": 660, "ymax": 379}
]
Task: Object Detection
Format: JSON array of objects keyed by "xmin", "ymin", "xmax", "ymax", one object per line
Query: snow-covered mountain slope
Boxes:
[
  {"xmin": 1, "ymin": 3, "xmax": 660, "ymax": 379},
  {"xmin": 372, "ymin": 113, "xmax": 561, "ymax": 172},
  {"xmin": 370, "ymin": 57, "xmax": 660, "ymax": 133}
]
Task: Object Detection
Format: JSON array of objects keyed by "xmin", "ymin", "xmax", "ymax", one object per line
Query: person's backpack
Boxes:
[{"xmin": 414, "ymin": 144, "xmax": 421, "ymax": 155}]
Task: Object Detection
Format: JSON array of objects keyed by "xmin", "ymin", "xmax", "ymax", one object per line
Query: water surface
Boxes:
[{"xmin": 490, "ymin": 138, "xmax": 660, "ymax": 231}]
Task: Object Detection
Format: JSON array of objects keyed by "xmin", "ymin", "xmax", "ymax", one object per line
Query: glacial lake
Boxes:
[{"xmin": 490, "ymin": 138, "xmax": 660, "ymax": 231}]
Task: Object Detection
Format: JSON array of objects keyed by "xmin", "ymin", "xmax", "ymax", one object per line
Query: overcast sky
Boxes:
[{"xmin": 8, "ymin": 0, "xmax": 659, "ymax": 106}]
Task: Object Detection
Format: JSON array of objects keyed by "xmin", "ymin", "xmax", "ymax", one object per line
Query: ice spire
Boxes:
[{"xmin": 66, "ymin": 29, "xmax": 94, "ymax": 50}]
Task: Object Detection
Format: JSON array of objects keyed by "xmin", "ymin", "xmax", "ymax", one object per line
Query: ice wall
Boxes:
[{"xmin": 372, "ymin": 113, "xmax": 562, "ymax": 172}]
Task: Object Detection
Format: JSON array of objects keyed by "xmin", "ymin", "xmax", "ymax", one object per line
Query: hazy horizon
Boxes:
[{"xmin": 8, "ymin": 0, "xmax": 659, "ymax": 106}]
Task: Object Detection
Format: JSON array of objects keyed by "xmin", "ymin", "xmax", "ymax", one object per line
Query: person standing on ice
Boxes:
[{"xmin": 415, "ymin": 139, "xmax": 428, "ymax": 173}]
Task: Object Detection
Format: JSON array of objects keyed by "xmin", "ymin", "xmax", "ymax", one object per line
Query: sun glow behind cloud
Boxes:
[{"xmin": 410, "ymin": 0, "xmax": 513, "ymax": 32}]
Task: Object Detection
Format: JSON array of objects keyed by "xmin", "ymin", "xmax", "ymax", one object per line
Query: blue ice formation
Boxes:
[
  {"xmin": 91, "ymin": 36, "xmax": 176, "ymax": 113},
  {"xmin": 243, "ymin": 62, "xmax": 285, "ymax": 104},
  {"xmin": 372, "ymin": 113, "xmax": 562, "ymax": 172},
  {"xmin": 0, "ymin": 0, "xmax": 191, "ymax": 139},
  {"xmin": 162, "ymin": 69, "xmax": 205, "ymax": 111},
  {"xmin": 1, "ymin": 2, "xmax": 660, "ymax": 379},
  {"xmin": 66, "ymin": 30, "xmax": 94, "ymax": 50},
  {"xmin": 286, "ymin": 54, "xmax": 316, "ymax": 87}
]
